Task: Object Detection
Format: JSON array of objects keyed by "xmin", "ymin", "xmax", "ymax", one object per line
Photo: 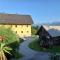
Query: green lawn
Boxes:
[
  {"xmin": 29, "ymin": 40, "xmax": 46, "ymax": 52},
  {"xmin": 12, "ymin": 50, "xmax": 23, "ymax": 59},
  {"xmin": 29, "ymin": 40, "xmax": 60, "ymax": 53}
]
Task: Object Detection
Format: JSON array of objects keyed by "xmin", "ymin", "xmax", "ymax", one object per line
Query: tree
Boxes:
[
  {"xmin": 0, "ymin": 26, "xmax": 19, "ymax": 45},
  {"xmin": 31, "ymin": 25, "xmax": 38, "ymax": 35},
  {"xmin": 0, "ymin": 42, "xmax": 12, "ymax": 60}
]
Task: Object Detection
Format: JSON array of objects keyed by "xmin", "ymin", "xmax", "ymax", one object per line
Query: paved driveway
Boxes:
[{"xmin": 19, "ymin": 37, "xmax": 50, "ymax": 60}]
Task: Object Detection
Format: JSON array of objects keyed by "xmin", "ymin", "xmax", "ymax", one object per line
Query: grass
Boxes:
[
  {"xmin": 29, "ymin": 40, "xmax": 60, "ymax": 53},
  {"xmin": 49, "ymin": 46, "xmax": 60, "ymax": 53},
  {"xmin": 12, "ymin": 50, "xmax": 23, "ymax": 59},
  {"xmin": 29, "ymin": 40, "xmax": 46, "ymax": 52}
]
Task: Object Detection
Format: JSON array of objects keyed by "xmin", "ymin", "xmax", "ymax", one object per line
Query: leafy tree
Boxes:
[
  {"xmin": 31, "ymin": 25, "xmax": 38, "ymax": 35},
  {"xmin": 0, "ymin": 26, "xmax": 19, "ymax": 44}
]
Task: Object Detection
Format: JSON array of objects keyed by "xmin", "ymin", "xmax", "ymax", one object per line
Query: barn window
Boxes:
[{"xmin": 46, "ymin": 36, "xmax": 50, "ymax": 39}]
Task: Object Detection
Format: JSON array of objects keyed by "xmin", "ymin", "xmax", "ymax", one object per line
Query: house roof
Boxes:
[
  {"xmin": 37, "ymin": 25, "xmax": 60, "ymax": 37},
  {"xmin": 0, "ymin": 13, "xmax": 33, "ymax": 25}
]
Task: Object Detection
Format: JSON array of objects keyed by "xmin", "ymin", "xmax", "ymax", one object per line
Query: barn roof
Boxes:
[
  {"xmin": 0, "ymin": 13, "xmax": 33, "ymax": 25},
  {"xmin": 37, "ymin": 25, "xmax": 60, "ymax": 37}
]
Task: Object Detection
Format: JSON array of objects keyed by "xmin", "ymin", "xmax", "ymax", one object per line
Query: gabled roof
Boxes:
[
  {"xmin": 37, "ymin": 25, "xmax": 60, "ymax": 37},
  {"xmin": 0, "ymin": 13, "xmax": 33, "ymax": 25}
]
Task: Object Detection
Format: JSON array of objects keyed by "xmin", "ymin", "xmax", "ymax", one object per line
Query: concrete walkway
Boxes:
[{"xmin": 19, "ymin": 37, "xmax": 50, "ymax": 60}]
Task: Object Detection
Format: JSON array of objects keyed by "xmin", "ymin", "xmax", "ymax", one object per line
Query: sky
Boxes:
[{"xmin": 0, "ymin": 0, "xmax": 60, "ymax": 24}]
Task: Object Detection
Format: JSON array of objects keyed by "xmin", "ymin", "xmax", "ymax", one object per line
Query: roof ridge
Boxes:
[{"xmin": 0, "ymin": 13, "xmax": 30, "ymax": 16}]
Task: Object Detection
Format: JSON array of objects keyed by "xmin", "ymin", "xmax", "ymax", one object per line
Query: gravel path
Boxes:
[{"xmin": 19, "ymin": 37, "xmax": 50, "ymax": 60}]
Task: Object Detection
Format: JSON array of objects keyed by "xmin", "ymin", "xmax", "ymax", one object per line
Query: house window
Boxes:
[
  {"xmin": 15, "ymin": 25, "xmax": 17, "ymax": 27},
  {"xmin": 16, "ymin": 31, "xmax": 17, "ymax": 33},
  {"xmin": 21, "ymin": 31, "xmax": 23, "ymax": 33},
  {"xmin": 27, "ymin": 31, "xmax": 29, "ymax": 33},
  {"xmin": 11, "ymin": 25, "xmax": 12, "ymax": 27},
  {"xmin": 26, "ymin": 25, "xmax": 28, "ymax": 27},
  {"xmin": 21, "ymin": 25, "xmax": 23, "ymax": 27}
]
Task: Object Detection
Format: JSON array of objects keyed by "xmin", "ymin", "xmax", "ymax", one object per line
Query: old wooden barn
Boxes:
[{"xmin": 36, "ymin": 25, "xmax": 60, "ymax": 48}]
